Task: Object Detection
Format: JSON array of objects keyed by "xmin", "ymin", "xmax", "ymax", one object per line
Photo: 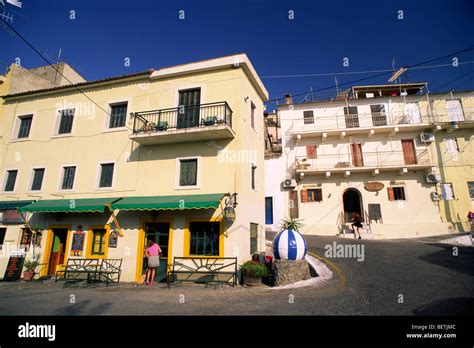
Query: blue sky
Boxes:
[{"xmin": 1, "ymin": 0, "xmax": 473, "ymax": 109}]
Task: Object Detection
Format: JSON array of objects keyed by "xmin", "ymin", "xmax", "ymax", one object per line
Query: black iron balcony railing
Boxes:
[
  {"xmin": 295, "ymin": 149, "xmax": 431, "ymax": 171},
  {"xmin": 132, "ymin": 101, "xmax": 233, "ymax": 134}
]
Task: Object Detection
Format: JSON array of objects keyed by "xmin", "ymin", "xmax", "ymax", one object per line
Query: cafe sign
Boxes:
[
  {"xmin": 364, "ymin": 182, "xmax": 385, "ymax": 192},
  {"xmin": 224, "ymin": 206, "xmax": 236, "ymax": 223},
  {"xmin": 1, "ymin": 209, "xmax": 25, "ymax": 224}
]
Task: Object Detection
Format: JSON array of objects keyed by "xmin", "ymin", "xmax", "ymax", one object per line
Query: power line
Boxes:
[
  {"xmin": 0, "ymin": 18, "xmax": 140, "ymax": 132},
  {"xmin": 261, "ymin": 61, "xmax": 474, "ymax": 79},
  {"xmin": 266, "ymin": 45, "xmax": 474, "ymax": 104}
]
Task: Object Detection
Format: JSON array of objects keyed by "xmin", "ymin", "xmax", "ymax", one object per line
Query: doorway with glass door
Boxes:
[{"xmin": 143, "ymin": 222, "xmax": 170, "ymax": 283}]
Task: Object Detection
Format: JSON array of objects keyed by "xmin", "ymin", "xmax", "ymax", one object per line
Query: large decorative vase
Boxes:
[{"xmin": 273, "ymin": 229, "xmax": 307, "ymax": 260}]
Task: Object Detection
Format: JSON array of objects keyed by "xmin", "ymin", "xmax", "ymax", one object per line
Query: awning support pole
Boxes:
[{"xmin": 106, "ymin": 204, "xmax": 123, "ymax": 237}]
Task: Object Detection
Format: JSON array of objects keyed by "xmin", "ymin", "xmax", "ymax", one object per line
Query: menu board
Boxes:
[
  {"xmin": 3, "ymin": 256, "xmax": 25, "ymax": 281},
  {"xmin": 71, "ymin": 232, "xmax": 85, "ymax": 256}
]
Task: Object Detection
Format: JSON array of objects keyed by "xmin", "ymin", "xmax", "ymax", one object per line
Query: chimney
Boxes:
[{"xmin": 285, "ymin": 94, "xmax": 293, "ymax": 105}]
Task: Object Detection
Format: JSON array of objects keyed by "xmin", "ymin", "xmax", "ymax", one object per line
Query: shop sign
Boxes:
[
  {"xmin": 108, "ymin": 230, "xmax": 118, "ymax": 248},
  {"xmin": 224, "ymin": 206, "xmax": 236, "ymax": 223},
  {"xmin": 364, "ymin": 182, "xmax": 384, "ymax": 192}
]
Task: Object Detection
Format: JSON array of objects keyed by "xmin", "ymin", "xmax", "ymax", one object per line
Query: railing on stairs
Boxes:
[{"xmin": 364, "ymin": 210, "xmax": 372, "ymax": 234}]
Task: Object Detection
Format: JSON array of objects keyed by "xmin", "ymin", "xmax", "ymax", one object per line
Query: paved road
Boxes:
[{"xmin": 0, "ymin": 234, "xmax": 472, "ymax": 315}]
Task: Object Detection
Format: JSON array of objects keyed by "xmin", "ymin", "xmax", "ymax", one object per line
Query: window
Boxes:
[
  {"xmin": 99, "ymin": 163, "xmax": 114, "ymax": 188},
  {"xmin": 251, "ymin": 164, "xmax": 257, "ymax": 190},
  {"xmin": 0, "ymin": 228, "xmax": 6, "ymax": 250},
  {"xmin": 468, "ymin": 182, "xmax": 474, "ymax": 200},
  {"xmin": 20, "ymin": 228, "xmax": 32, "ymax": 252},
  {"xmin": 250, "ymin": 223, "xmax": 258, "ymax": 254},
  {"xmin": 17, "ymin": 115, "xmax": 33, "ymax": 138},
  {"xmin": 306, "ymin": 145, "xmax": 317, "ymax": 159},
  {"xmin": 57, "ymin": 109, "xmax": 75, "ymax": 134},
  {"xmin": 250, "ymin": 102, "xmax": 256, "ymax": 129},
  {"xmin": 446, "ymin": 99, "xmax": 464, "ymax": 122},
  {"xmin": 4, "ymin": 170, "xmax": 18, "ymax": 192},
  {"xmin": 441, "ymin": 183, "xmax": 455, "ymax": 201},
  {"xmin": 179, "ymin": 159, "xmax": 197, "ymax": 186},
  {"xmin": 301, "ymin": 188, "xmax": 323, "ymax": 202},
  {"xmin": 303, "ymin": 110, "xmax": 314, "ymax": 124},
  {"xmin": 370, "ymin": 104, "xmax": 387, "ymax": 126},
  {"xmin": 189, "ymin": 221, "xmax": 220, "ymax": 256},
  {"xmin": 90, "ymin": 228, "xmax": 107, "ymax": 255},
  {"xmin": 387, "ymin": 187, "xmax": 406, "ymax": 201},
  {"xmin": 445, "ymin": 138, "xmax": 459, "ymax": 153},
  {"xmin": 109, "ymin": 102, "xmax": 128, "ymax": 128},
  {"xmin": 31, "ymin": 168, "xmax": 45, "ymax": 191},
  {"xmin": 344, "ymin": 106, "xmax": 359, "ymax": 128},
  {"xmin": 61, "ymin": 166, "xmax": 76, "ymax": 190}
]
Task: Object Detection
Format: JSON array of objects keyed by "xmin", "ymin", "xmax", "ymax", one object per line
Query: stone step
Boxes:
[{"xmin": 339, "ymin": 232, "xmax": 376, "ymax": 240}]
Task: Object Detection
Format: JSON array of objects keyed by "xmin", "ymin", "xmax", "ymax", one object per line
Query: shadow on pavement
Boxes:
[
  {"xmin": 413, "ymin": 297, "xmax": 474, "ymax": 315},
  {"xmin": 418, "ymin": 244, "xmax": 474, "ymax": 276},
  {"xmin": 52, "ymin": 299, "xmax": 112, "ymax": 315}
]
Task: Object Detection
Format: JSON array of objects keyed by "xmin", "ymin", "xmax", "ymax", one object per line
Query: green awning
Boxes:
[
  {"xmin": 18, "ymin": 198, "xmax": 121, "ymax": 213},
  {"xmin": 110, "ymin": 193, "xmax": 226, "ymax": 211},
  {"xmin": 0, "ymin": 200, "xmax": 35, "ymax": 211}
]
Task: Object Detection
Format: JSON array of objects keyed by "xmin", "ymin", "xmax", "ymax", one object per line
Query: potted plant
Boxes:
[
  {"xmin": 240, "ymin": 260, "xmax": 269, "ymax": 286},
  {"xmin": 23, "ymin": 253, "xmax": 41, "ymax": 281}
]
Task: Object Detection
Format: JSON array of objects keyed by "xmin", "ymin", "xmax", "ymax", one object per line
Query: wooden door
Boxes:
[
  {"xmin": 351, "ymin": 143, "xmax": 364, "ymax": 167},
  {"xmin": 402, "ymin": 139, "xmax": 417, "ymax": 165},
  {"xmin": 178, "ymin": 89, "xmax": 201, "ymax": 128}
]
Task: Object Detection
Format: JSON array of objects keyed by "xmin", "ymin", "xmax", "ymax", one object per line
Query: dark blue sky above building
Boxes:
[{"xmin": 1, "ymin": 0, "xmax": 473, "ymax": 109}]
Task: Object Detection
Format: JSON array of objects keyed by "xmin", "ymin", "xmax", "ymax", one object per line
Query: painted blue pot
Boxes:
[{"xmin": 273, "ymin": 229, "xmax": 307, "ymax": 260}]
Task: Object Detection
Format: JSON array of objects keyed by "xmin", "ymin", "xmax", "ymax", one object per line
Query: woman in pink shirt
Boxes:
[{"xmin": 145, "ymin": 238, "xmax": 162, "ymax": 285}]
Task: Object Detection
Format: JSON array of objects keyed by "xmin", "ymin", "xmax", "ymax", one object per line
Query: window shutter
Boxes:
[
  {"xmin": 387, "ymin": 187, "xmax": 395, "ymax": 201},
  {"xmin": 301, "ymin": 190, "xmax": 308, "ymax": 203},
  {"xmin": 289, "ymin": 190, "xmax": 299, "ymax": 218},
  {"xmin": 316, "ymin": 189, "xmax": 323, "ymax": 202},
  {"xmin": 306, "ymin": 145, "xmax": 317, "ymax": 159}
]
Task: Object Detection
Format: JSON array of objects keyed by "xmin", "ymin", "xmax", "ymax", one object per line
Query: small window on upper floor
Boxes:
[
  {"xmin": 109, "ymin": 102, "xmax": 128, "ymax": 129},
  {"xmin": 31, "ymin": 168, "xmax": 45, "ymax": 191},
  {"xmin": 99, "ymin": 163, "xmax": 115, "ymax": 188},
  {"xmin": 303, "ymin": 111, "xmax": 314, "ymax": 124},
  {"xmin": 57, "ymin": 109, "xmax": 75, "ymax": 135},
  {"xmin": 61, "ymin": 166, "xmax": 76, "ymax": 190},
  {"xmin": 4, "ymin": 170, "xmax": 18, "ymax": 192},
  {"xmin": 445, "ymin": 138, "xmax": 459, "ymax": 153},
  {"xmin": 387, "ymin": 186, "xmax": 406, "ymax": 201},
  {"xmin": 16, "ymin": 115, "xmax": 33, "ymax": 139},
  {"xmin": 179, "ymin": 158, "xmax": 198, "ymax": 187}
]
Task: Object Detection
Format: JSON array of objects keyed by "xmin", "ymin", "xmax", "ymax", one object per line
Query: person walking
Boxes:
[
  {"xmin": 351, "ymin": 212, "xmax": 363, "ymax": 239},
  {"xmin": 145, "ymin": 238, "xmax": 162, "ymax": 286}
]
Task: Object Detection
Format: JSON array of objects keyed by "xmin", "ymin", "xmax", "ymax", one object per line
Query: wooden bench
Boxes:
[{"xmin": 167, "ymin": 257, "xmax": 237, "ymax": 288}]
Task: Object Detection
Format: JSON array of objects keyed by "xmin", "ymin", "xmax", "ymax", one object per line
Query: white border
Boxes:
[
  {"xmin": 102, "ymin": 98, "xmax": 131, "ymax": 133},
  {"xmin": 10, "ymin": 113, "xmax": 35, "ymax": 142},
  {"xmin": 51, "ymin": 108, "xmax": 77, "ymax": 138},
  {"xmin": 1, "ymin": 167, "xmax": 19, "ymax": 193},
  {"xmin": 57, "ymin": 164, "xmax": 78, "ymax": 192},
  {"xmin": 95, "ymin": 161, "xmax": 116, "ymax": 191},
  {"xmin": 174, "ymin": 156, "xmax": 201, "ymax": 190},
  {"xmin": 27, "ymin": 166, "xmax": 47, "ymax": 193}
]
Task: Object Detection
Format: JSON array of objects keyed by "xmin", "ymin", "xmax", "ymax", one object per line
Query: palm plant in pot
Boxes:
[
  {"xmin": 23, "ymin": 252, "xmax": 41, "ymax": 281},
  {"xmin": 240, "ymin": 260, "xmax": 269, "ymax": 286}
]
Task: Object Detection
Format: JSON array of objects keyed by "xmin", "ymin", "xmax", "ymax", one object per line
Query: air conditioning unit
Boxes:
[
  {"xmin": 430, "ymin": 191, "xmax": 440, "ymax": 201},
  {"xmin": 424, "ymin": 173, "xmax": 440, "ymax": 184},
  {"xmin": 283, "ymin": 179, "xmax": 297, "ymax": 188},
  {"xmin": 420, "ymin": 133, "xmax": 435, "ymax": 142}
]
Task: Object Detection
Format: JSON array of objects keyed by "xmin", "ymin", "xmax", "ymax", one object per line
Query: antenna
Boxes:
[
  {"xmin": 53, "ymin": 48, "xmax": 62, "ymax": 84},
  {"xmin": 334, "ymin": 76, "xmax": 339, "ymax": 94}
]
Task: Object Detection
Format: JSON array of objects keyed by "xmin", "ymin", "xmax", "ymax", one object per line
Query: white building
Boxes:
[{"xmin": 275, "ymin": 83, "xmax": 454, "ymax": 238}]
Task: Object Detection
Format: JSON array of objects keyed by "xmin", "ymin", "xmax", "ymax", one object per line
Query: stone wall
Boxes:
[{"xmin": 272, "ymin": 259, "xmax": 313, "ymax": 286}]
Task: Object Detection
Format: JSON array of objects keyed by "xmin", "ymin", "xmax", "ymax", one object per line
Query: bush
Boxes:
[{"xmin": 240, "ymin": 261, "xmax": 269, "ymax": 278}]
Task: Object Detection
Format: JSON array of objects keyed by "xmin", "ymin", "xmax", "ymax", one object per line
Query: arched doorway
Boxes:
[{"xmin": 343, "ymin": 188, "xmax": 363, "ymax": 223}]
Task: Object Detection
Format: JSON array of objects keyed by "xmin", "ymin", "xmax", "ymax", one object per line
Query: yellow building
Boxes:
[
  {"xmin": 0, "ymin": 54, "xmax": 269, "ymax": 282},
  {"xmin": 428, "ymin": 91, "xmax": 474, "ymax": 232}
]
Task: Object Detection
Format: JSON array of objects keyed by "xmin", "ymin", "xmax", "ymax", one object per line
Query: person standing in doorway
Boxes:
[
  {"xmin": 145, "ymin": 238, "xmax": 162, "ymax": 285},
  {"xmin": 351, "ymin": 212, "xmax": 363, "ymax": 239}
]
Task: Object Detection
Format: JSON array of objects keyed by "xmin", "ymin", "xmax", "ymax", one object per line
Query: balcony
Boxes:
[
  {"xmin": 130, "ymin": 102, "xmax": 235, "ymax": 145},
  {"xmin": 295, "ymin": 149, "xmax": 433, "ymax": 177},
  {"xmin": 292, "ymin": 111, "xmax": 432, "ymax": 140},
  {"xmin": 432, "ymin": 107, "xmax": 474, "ymax": 131}
]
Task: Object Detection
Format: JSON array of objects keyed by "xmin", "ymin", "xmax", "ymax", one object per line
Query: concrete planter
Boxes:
[{"xmin": 242, "ymin": 273, "xmax": 262, "ymax": 286}]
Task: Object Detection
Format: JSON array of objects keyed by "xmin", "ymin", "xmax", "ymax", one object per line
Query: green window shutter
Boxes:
[
  {"xmin": 58, "ymin": 109, "xmax": 75, "ymax": 134},
  {"xmin": 4, "ymin": 170, "xmax": 18, "ymax": 191},
  {"xmin": 180, "ymin": 159, "xmax": 197, "ymax": 186},
  {"xmin": 62, "ymin": 167, "xmax": 76, "ymax": 190},
  {"xmin": 31, "ymin": 168, "xmax": 45, "ymax": 191},
  {"xmin": 99, "ymin": 163, "xmax": 114, "ymax": 188},
  {"xmin": 109, "ymin": 103, "xmax": 127, "ymax": 128},
  {"xmin": 18, "ymin": 116, "xmax": 33, "ymax": 138}
]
